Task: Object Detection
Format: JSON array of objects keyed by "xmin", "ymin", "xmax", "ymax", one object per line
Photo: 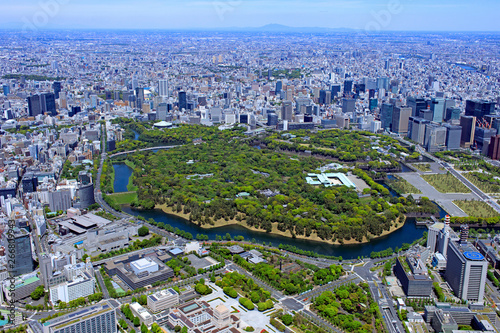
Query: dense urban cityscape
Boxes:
[{"xmin": 1, "ymin": 10, "xmax": 500, "ymax": 333}]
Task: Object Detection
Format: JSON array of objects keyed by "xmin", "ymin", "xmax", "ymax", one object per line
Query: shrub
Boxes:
[
  {"xmin": 239, "ymin": 297, "xmax": 255, "ymax": 310},
  {"xmin": 223, "ymin": 287, "xmax": 238, "ymax": 298}
]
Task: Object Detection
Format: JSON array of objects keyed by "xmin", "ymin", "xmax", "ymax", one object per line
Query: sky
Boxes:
[{"xmin": 1, "ymin": 0, "xmax": 500, "ymax": 31}]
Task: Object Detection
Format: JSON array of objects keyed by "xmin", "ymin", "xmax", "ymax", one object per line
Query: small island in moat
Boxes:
[{"xmin": 105, "ymin": 120, "xmax": 439, "ymax": 244}]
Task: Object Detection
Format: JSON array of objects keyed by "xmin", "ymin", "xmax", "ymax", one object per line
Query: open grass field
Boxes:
[
  {"xmin": 108, "ymin": 191, "xmax": 137, "ymax": 205},
  {"xmin": 422, "ymin": 173, "xmax": 470, "ymax": 193},
  {"xmin": 463, "ymin": 172, "xmax": 500, "ymax": 194},
  {"xmin": 412, "ymin": 163, "xmax": 431, "ymax": 172},
  {"xmin": 453, "ymin": 200, "xmax": 500, "ymax": 218},
  {"xmin": 389, "ymin": 175, "xmax": 422, "ymax": 194}
]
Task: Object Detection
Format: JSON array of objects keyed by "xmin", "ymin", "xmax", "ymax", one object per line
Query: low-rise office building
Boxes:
[
  {"xmin": 394, "ymin": 253, "xmax": 433, "ymax": 297},
  {"xmin": 130, "ymin": 302, "xmax": 153, "ymax": 327},
  {"xmin": 104, "ymin": 253, "xmax": 174, "ymax": 290},
  {"xmin": 147, "ymin": 288, "xmax": 179, "ymax": 312},
  {"xmin": 2, "ymin": 273, "xmax": 41, "ymax": 302}
]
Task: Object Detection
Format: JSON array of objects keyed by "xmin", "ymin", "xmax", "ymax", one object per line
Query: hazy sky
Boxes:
[{"xmin": 2, "ymin": 0, "xmax": 500, "ymax": 31}]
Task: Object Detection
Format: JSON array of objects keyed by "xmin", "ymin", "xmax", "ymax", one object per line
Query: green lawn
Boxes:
[
  {"xmin": 422, "ymin": 174, "xmax": 470, "ymax": 193},
  {"xmin": 108, "ymin": 192, "xmax": 138, "ymax": 205},
  {"xmin": 463, "ymin": 172, "xmax": 500, "ymax": 194},
  {"xmin": 412, "ymin": 163, "xmax": 431, "ymax": 172},
  {"xmin": 453, "ymin": 200, "xmax": 499, "ymax": 218},
  {"xmin": 389, "ymin": 175, "xmax": 422, "ymax": 194}
]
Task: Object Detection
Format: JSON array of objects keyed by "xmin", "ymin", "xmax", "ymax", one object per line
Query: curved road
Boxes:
[{"xmin": 108, "ymin": 145, "xmax": 181, "ymax": 158}]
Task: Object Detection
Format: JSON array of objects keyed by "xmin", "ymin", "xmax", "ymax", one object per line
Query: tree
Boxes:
[
  {"xmin": 223, "ymin": 287, "xmax": 238, "ymax": 298},
  {"xmin": 133, "ymin": 317, "xmax": 140, "ymax": 327},
  {"xmin": 195, "ymin": 282, "xmax": 212, "ymax": 295},
  {"xmin": 138, "ymin": 295, "xmax": 147, "ymax": 305},
  {"xmin": 282, "ymin": 314, "xmax": 293, "ymax": 326},
  {"xmin": 31, "ymin": 286, "xmax": 45, "ymax": 300},
  {"xmin": 138, "ymin": 226, "xmax": 149, "ymax": 237},
  {"xmin": 181, "ymin": 327, "xmax": 188, "ymax": 333}
]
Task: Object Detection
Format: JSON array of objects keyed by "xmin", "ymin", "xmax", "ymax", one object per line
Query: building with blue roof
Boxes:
[
  {"xmin": 445, "ymin": 240, "xmax": 488, "ymax": 302},
  {"xmin": 169, "ymin": 248, "xmax": 184, "ymax": 257}
]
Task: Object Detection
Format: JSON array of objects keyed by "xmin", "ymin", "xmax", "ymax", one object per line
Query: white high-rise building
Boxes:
[
  {"xmin": 50, "ymin": 272, "xmax": 95, "ymax": 304},
  {"xmin": 158, "ymin": 80, "xmax": 168, "ymax": 97}
]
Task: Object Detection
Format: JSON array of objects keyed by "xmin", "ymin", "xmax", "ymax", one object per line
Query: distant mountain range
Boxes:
[{"xmin": 0, "ymin": 23, "xmax": 357, "ymax": 33}]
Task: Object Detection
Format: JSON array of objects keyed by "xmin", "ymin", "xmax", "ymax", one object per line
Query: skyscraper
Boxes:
[
  {"xmin": 445, "ymin": 240, "xmax": 487, "ymax": 302},
  {"xmin": 343, "ymin": 80, "xmax": 353, "ymax": 94},
  {"xmin": 331, "ymin": 84, "xmax": 341, "ymax": 98},
  {"xmin": 41, "ymin": 93, "xmax": 57, "ymax": 116},
  {"xmin": 281, "ymin": 101, "xmax": 293, "ymax": 122},
  {"xmin": 267, "ymin": 113, "xmax": 278, "ymax": 127},
  {"xmin": 276, "ymin": 81, "xmax": 282, "ymax": 94},
  {"xmin": 53, "ymin": 81, "xmax": 61, "ymax": 99},
  {"xmin": 369, "ymin": 98, "xmax": 378, "ymax": 111},
  {"xmin": 474, "ymin": 127, "xmax": 496, "ymax": 154},
  {"xmin": 444, "ymin": 107, "xmax": 461, "ymax": 122},
  {"xmin": 392, "ymin": 106, "xmax": 412, "ymax": 136},
  {"xmin": 465, "ymin": 100, "xmax": 495, "ymax": 121},
  {"xmin": 424, "ymin": 123, "xmax": 447, "ymax": 153},
  {"xmin": 407, "ymin": 96, "xmax": 427, "ymax": 117},
  {"xmin": 341, "ymin": 98, "xmax": 355, "ymax": 113},
  {"xmin": 158, "ymin": 80, "xmax": 168, "ymax": 97},
  {"xmin": 157, "ymin": 103, "xmax": 168, "ymax": 121},
  {"xmin": 430, "ymin": 97, "xmax": 445, "ymax": 123},
  {"xmin": 380, "ymin": 103, "xmax": 394, "ymax": 131},
  {"xmin": 131, "ymin": 77, "xmax": 139, "ymax": 90},
  {"xmin": 40, "ymin": 254, "xmax": 53, "ymax": 287},
  {"xmin": 27, "ymin": 95, "xmax": 42, "ymax": 117},
  {"xmin": 488, "ymin": 135, "xmax": 500, "ymax": 160},
  {"xmin": 135, "ymin": 87, "xmax": 145, "ymax": 109},
  {"xmin": 409, "ymin": 117, "xmax": 430, "ymax": 145},
  {"xmin": 9, "ymin": 228, "xmax": 33, "ymax": 277},
  {"xmin": 443, "ymin": 124, "xmax": 462, "ymax": 151},
  {"xmin": 377, "ymin": 77, "xmax": 389, "ymax": 90},
  {"xmin": 179, "ymin": 91, "xmax": 187, "ymax": 111},
  {"xmin": 460, "ymin": 116, "xmax": 476, "ymax": 148}
]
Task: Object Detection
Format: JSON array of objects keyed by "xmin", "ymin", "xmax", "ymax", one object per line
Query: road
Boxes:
[
  {"xmin": 96, "ymin": 270, "xmax": 110, "ymax": 299},
  {"xmin": 396, "ymin": 135, "xmax": 500, "ymax": 215},
  {"xmin": 398, "ymin": 172, "xmax": 477, "ymax": 217},
  {"xmin": 445, "ymin": 164, "xmax": 500, "ymax": 213},
  {"xmin": 107, "ymin": 145, "xmax": 180, "ymax": 158}
]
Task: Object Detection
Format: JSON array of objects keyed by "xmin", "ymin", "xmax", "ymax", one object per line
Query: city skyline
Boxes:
[{"xmin": 1, "ymin": 0, "xmax": 500, "ymax": 32}]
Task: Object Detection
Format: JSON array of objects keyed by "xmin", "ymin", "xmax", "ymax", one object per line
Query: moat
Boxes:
[{"xmin": 114, "ymin": 163, "xmax": 444, "ymax": 259}]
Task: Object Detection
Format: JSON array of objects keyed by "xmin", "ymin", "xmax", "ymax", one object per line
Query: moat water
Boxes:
[{"xmin": 113, "ymin": 163, "xmax": 445, "ymax": 259}]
